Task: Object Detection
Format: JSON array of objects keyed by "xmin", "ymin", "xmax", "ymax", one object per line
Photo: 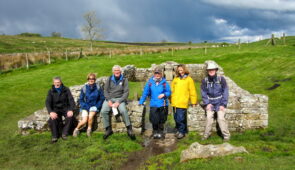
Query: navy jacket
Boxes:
[
  {"xmin": 201, "ymin": 76, "xmax": 229, "ymax": 111},
  {"xmin": 139, "ymin": 77, "xmax": 171, "ymax": 107},
  {"xmin": 79, "ymin": 84, "xmax": 105, "ymax": 111}
]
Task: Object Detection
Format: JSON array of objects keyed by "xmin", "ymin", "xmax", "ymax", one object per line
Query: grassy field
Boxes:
[{"xmin": 0, "ymin": 36, "xmax": 294, "ymax": 169}]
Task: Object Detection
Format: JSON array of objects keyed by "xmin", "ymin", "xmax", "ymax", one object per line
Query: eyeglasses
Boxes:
[{"xmin": 88, "ymin": 78, "xmax": 96, "ymax": 80}]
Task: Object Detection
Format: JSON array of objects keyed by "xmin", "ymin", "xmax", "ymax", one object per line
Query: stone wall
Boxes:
[{"xmin": 18, "ymin": 61, "xmax": 268, "ymax": 135}]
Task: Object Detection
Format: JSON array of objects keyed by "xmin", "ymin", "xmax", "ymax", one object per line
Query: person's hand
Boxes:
[
  {"xmin": 108, "ymin": 100, "xmax": 113, "ymax": 107},
  {"xmin": 206, "ymin": 104, "xmax": 212, "ymax": 111},
  {"xmin": 67, "ymin": 110, "xmax": 73, "ymax": 117},
  {"xmin": 50, "ymin": 112, "xmax": 58, "ymax": 120},
  {"xmin": 158, "ymin": 94, "xmax": 165, "ymax": 99},
  {"xmin": 113, "ymin": 102, "xmax": 120, "ymax": 108},
  {"xmin": 219, "ymin": 106, "xmax": 225, "ymax": 111}
]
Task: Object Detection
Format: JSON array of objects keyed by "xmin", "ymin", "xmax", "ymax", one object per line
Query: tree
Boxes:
[
  {"xmin": 51, "ymin": 32, "xmax": 61, "ymax": 37},
  {"xmin": 81, "ymin": 11, "xmax": 104, "ymax": 51}
]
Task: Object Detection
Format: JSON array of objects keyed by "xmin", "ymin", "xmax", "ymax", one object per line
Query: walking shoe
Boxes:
[
  {"xmin": 73, "ymin": 128, "xmax": 79, "ymax": 137},
  {"xmin": 127, "ymin": 125, "xmax": 136, "ymax": 140},
  {"xmin": 103, "ymin": 126, "xmax": 113, "ymax": 140},
  {"xmin": 201, "ymin": 136, "xmax": 208, "ymax": 141},
  {"xmin": 51, "ymin": 138, "xmax": 58, "ymax": 143},
  {"xmin": 175, "ymin": 131, "xmax": 180, "ymax": 137},
  {"xmin": 153, "ymin": 133, "xmax": 160, "ymax": 139},
  {"xmin": 177, "ymin": 133, "xmax": 185, "ymax": 139},
  {"xmin": 223, "ymin": 137, "xmax": 230, "ymax": 142},
  {"xmin": 87, "ymin": 128, "xmax": 92, "ymax": 137},
  {"xmin": 61, "ymin": 135, "xmax": 67, "ymax": 140}
]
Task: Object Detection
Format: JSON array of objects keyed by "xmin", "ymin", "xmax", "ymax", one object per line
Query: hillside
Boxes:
[{"xmin": 0, "ymin": 37, "xmax": 294, "ymax": 169}]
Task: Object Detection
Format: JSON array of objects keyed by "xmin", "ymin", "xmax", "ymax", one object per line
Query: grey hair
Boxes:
[
  {"xmin": 52, "ymin": 76, "xmax": 62, "ymax": 82},
  {"xmin": 112, "ymin": 65, "xmax": 122, "ymax": 72}
]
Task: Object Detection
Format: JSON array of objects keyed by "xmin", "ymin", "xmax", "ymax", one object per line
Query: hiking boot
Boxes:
[
  {"xmin": 51, "ymin": 138, "xmax": 58, "ymax": 143},
  {"xmin": 103, "ymin": 126, "xmax": 113, "ymax": 140},
  {"xmin": 127, "ymin": 125, "xmax": 136, "ymax": 140},
  {"xmin": 73, "ymin": 128, "xmax": 79, "ymax": 137},
  {"xmin": 177, "ymin": 133, "xmax": 185, "ymax": 139},
  {"xmin": 175, "ymin": 131, "xmax": 180, "ymax": 137},
  {"xmin": 61, "ymin": 135, "xmax": 67, "ymax": 140}
]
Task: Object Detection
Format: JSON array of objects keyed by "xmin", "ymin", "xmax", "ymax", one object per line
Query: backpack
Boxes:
[
  {"xmin": 82, "ymin": 83, "xmax": 101, "ymax": 101},
  {"xmin": 204, "ymin": 76, "xmax": 222, "ymax": 89}
]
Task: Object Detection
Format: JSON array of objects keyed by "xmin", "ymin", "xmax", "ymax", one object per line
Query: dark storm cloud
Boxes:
[{"xmin": 0, "ymin": 0, "xmax": 294, "ymax": 42}]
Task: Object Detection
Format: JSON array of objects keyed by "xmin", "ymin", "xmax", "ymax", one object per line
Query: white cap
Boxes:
[{"xmin": 207, "ymin": 62, "xmax": 218, "ymax": 70}]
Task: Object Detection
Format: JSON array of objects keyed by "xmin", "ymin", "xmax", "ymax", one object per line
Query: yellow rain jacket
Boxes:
[{"xmin": 171, "ymin": 75, "xmax": 197, "ymax": 108}]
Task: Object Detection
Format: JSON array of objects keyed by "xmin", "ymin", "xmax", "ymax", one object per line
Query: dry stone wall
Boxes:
[{"xmin": 18, "ymin": 61, "xmax": 268, "ymax": 135}]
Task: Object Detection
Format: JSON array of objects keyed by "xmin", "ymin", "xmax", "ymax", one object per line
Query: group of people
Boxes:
[{"xmin": 46, "ymin": 63, "xmax": 230, "ymax": 143}]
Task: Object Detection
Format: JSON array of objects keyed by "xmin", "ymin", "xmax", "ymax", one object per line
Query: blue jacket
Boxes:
[
  {"xmin": 201, "ymin": 76, "xmax": 229, "ymax": 111},
  {"xmin": 139, "ymin": 77, "xmax": 171, "ymax": 107},
  {"xmin": 79, "ymin": 84, "xmax": 105, "ymax": 111}
]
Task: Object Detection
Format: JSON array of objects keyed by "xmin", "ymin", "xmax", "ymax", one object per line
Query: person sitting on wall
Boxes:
[
  {"xmin": 139, "ymin": 67, "xmax": 171, "ymax": 139},
  {"xmin": 171, "ymin": 64, "xmax": 197, "ymax": 139},
  {"xmin": 100, "ymin": 65, "xmax": 135, "ymax": 140},
  {"xmin": 73, "ymin": 73, "xmax": 105, "ymax": 137},
  {"xmin": 201, "ymin": 62, "xmax": 230, "ymax": 142},
  {"xmin": 46, "ymin": 76, "xmax": 75, "ymax": 143}
]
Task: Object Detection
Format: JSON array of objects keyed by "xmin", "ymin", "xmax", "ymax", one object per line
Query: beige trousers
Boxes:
[{"xmin": 204, "ymin": 110, "xmax": 230, "ymax": 139}]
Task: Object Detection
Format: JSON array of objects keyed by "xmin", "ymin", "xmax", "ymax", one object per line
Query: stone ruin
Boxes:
[{"xmin": 18, "ymin": 61, "xmax": 268, "ymax": 135}]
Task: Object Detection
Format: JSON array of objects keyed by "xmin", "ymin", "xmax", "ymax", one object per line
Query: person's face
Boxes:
[
  {"xmin": 208, "ymin": 69, "xmax": 217, "ymax": 76},
  {"xmin": 113, "ymin": 68, "xmax": 121, "ymax": 77},
  {"xmin": 154, "ymin": 72, "xmax": 162, "ymax": 79},
  {"xmin": 178, "ymin": 67, "xmax": 184, "ymax": 76},
  {"xmin": 88, "ymin": 76, "xmax": 96, "ymax": 85},
  {"xmin": 53, "ymin": 79, "xmax": 61, "ymax": 88}
]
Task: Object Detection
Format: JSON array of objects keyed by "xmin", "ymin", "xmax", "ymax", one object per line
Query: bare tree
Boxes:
[{"xmin": 81, "ymin": 11, "xmax": 103, "ymax": 51}]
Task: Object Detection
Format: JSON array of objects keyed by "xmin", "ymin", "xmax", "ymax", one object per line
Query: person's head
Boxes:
[
  {"xmin": 87, "ymin": 73, "xmax": 97, "ymax": 85},
  {"xmin": 112, "ymin": 65, "xmax": 122, "ymax": 77},
  {"xmin": 206, "ymin": 62, "xmax": 218, "ymax": 77},
  {"xmin": 52, "ymin": 76, "xmax": 62, "ymax": 88},
  {"xmin": 176, "ymin": 64, "xmax": 189, "ymax": 77},
  {"xmin": 153, "ymin": 67, "xmax": 163, "ymax": 79}
]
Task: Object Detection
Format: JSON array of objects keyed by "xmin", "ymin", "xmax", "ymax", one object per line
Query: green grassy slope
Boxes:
[{"xmin": 0, "ymin": 37, "xmax": 294, "ymax": 169}]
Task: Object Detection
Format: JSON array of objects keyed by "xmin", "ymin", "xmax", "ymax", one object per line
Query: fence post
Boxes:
[
  {"xmin": 65, "ymin": 49, "xmax": 68, "ymax": 61},
  {"xmin": 283, "ymin": 33, "xmax": 286, "ymax": 45},
  {"xmin": 109, "ymin": 50, "xmax": 112, "ymax": 58},
  {"xmin": 25, "ymin": 53, "xmax": 29, "ymax": 69},
  {"xmin": 140, "ymin": 48, "xmax": 143, "ymax": 56},
  {"xmin": 172, "ymin": 48, "xmax": 174, "ymax": 56},
  {"xmin": 238, "ymin": 39, "xmax": 241, "ymax": 50},
  {"xmin": 48, "ymin": 50, "xmax": 51, "ymax": 64}
]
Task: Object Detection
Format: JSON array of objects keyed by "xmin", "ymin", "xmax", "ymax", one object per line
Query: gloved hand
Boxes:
[{"xmin": 89, "ymin": 106, "xmax": 98, "ymax": 112}]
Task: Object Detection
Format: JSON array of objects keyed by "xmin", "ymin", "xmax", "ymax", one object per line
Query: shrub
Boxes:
[{"xmin": 18, "ymin": 32, "xmax": 42, "ymax": 37}]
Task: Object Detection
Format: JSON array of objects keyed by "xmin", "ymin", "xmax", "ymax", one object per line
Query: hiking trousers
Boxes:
[
  {"xmin": 204, "ymin": 110, "xmax": 230, "ymax": 139},
  {"xmin": 101, "ymin": 100, "xmax": 131, "ymax": 129},
  {"xmin": 48, "ymin": 112, "xmax": 74, "ymax": 138}
]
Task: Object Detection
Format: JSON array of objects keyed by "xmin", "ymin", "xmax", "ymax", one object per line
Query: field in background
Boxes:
[{"xmin": 0, "ymin": 36, "xmax": 294, "ymax": 169}]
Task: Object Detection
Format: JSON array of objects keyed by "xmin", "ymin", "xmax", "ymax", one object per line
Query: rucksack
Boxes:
[
  {"xmin": 82, "ymin": 83, "xmax": 101, "ymax": 101},
  {"xmin": 204, "ymin": 76, "xmax": 222, "ymax": 89}
]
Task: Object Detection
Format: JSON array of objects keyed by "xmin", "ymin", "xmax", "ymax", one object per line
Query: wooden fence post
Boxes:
[
  {"xmin": 48, "ymin": 50, "xmax": 51, "ymax": 64},
  {"xmin": 238, "ymin": 39, "xmax": 241, "ymax": 50},
  {"xmin": 25, "ymin": 53, "xmax": 29, "ymax": 69},
  {"xmin": 109, "ymin": 50, "xmax": 112, "ymax": 58},
  {"xmin": 65, "ymin": 49, "xmax": 68, "ymax": 61}
]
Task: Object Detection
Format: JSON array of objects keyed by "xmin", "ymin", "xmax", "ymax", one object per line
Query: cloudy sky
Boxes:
[{"xmin": 0, "ymin": 0, "xmax": 294, "ymax": 42}]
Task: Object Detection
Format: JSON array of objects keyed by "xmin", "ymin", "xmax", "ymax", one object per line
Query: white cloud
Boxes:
[{"xmin": 202, "ymin": 0, "xmax": 295, "ymax": 11}]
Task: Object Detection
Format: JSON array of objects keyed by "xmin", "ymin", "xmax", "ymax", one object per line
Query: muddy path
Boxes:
[{"xmin": 120, "ymin": 105, "xmax": 178, "ymax": 170}]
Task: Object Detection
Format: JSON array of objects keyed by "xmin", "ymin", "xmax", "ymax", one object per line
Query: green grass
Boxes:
[{"xmin": 0, "ymin": 36, "xmax": 295, "ymax": 169}]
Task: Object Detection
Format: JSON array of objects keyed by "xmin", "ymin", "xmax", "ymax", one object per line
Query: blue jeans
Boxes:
[{"xmin": 174, "ymin": 108, "xmax": 188, "ymax": 134}]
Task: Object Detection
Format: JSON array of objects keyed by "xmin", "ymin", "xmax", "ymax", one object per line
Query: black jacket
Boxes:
[{"xmin": 45, "ymin": 85, "xmax": 75, "ymax": 114}]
